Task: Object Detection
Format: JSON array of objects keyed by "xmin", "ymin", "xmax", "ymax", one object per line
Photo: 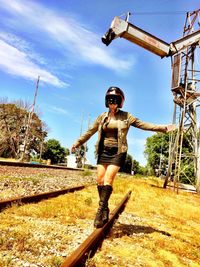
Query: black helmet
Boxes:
[{"xmin": 105, "ymin": 86, "xmax": 125, "ymax": 108}]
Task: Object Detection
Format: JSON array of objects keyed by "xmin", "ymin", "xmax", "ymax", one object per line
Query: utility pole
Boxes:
[
  {"xmin": 20, "ymin": 76, "xmax": 40, "ymax": 162},
  {"xmin": 39, "ymin": 130, "xmax": 44, "ymax": 163},
  {"xmin": 83, "ymin": 114, "xmax": 91, "ymax": 168},
  {"xmin": 75, "ymin": 111, "xmax": 84, "ymax": 168}
]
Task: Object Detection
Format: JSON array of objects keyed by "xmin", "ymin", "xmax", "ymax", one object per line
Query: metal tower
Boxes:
[{"xmin": 164, "ymin": 9, "xmax": 200, "ymax": 192}]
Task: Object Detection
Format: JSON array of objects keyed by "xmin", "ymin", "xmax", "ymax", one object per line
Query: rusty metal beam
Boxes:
[
  {"xmin": 102, "ymin": 16, "xmax": 170, "ymax": 57},
  {"xmin": 121, "ymin": 22, "xmax": 170, "ymax": 57},
  {"xmin": 0, "ymin": 185, "xmax": 85, "ymax": 211},
  {"xmin": 0, "ymin": 160, "xmax": 84, "ymax": 171},
  {"xmin": 171, "ymin": 29, "xmax": 200, "ymax": 53}
]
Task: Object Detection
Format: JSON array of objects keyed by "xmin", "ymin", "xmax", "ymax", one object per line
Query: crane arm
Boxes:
[
  {"xmin": 102, "ymin": 16, "xmax": 171, "ymax": 57},
  {"xmin": 102, "ymin": 16, "xmax": 200, "ymax": 57}
]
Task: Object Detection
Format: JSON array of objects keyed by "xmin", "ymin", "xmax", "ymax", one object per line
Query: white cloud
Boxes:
[
  {"xmin": 0, "ymin": 32, "xmax": 30, "ymax": 52},
  {"xmin": 0, "ymin": 0, "xmax": 133, "ymax": 72},
  {"xmin": 51, "ymin": 106, "xmax": 69, "ymax": 115},
  {"xmin": 0, "ymin": 39, "xmax": 66, "ymax": 87},
  {"xmin": 0, "ymin": 32, "xmax": 46, "ymax": 65},
  {"xmin": 44, "ymin": 104, "xmax": 70, "ymax": 115}
]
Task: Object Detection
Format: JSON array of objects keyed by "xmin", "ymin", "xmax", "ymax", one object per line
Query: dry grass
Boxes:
[
  {"xmin": 0, "ymin": 187, "xmax": 97, "ymax": 266},
  {"xmin": 0, "ymin": 174, "xmax": 200, "ymax": 266},
  {"xmin": 89, "ymin": 175, "xmax": 200, "ymax": 267}
]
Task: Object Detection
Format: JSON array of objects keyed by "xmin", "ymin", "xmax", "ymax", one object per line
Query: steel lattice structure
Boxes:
[{"xmin": 164, "ymin": 9, "xmax": 200, "ymax": 192}]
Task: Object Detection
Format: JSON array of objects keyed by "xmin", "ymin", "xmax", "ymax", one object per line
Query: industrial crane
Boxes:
[{"xmin": 102, "ymin": 10, "xmax": 200, "ymax": 193}]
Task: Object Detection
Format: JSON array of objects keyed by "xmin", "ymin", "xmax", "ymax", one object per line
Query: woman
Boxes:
[{"xmin": 71, "ymin": 86, "xmax": 175, "ymax": 228}]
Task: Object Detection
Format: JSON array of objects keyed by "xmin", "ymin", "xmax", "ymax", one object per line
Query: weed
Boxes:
[
  {"xmin": 0, "ymin": 254, "xmax": 12, "ymax": 267},
  {"xmin": 46, "ymin": 255, "xmax": 63, "ymax": 267},
  {"xmin": 85, "ymin": 197, "xmax": 93, "ymax": 206},
  {"xmin": 82, "ymin": 169, "xmax": 92, "ymax": 177}
]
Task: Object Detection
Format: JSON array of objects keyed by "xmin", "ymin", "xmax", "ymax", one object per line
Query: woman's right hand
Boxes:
[{"xmin": 166, "ymin": 124, "xmax": 177, "ymax": 133}]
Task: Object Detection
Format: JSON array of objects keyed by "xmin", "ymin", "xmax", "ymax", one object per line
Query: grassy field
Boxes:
[
  {"xmin": 0, "ymin": 173, "xmax": 199, "ymax": 266},
  {"xmin": 90, "ymin": 175, "xmax": 200, "ymax": 267}
]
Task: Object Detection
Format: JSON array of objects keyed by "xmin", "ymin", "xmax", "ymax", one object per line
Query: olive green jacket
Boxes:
[{"xmin": 73, "ymin": 110, "xmax": 167, "ymax": 154}]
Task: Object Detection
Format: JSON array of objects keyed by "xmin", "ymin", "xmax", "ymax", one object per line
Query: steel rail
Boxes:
[
  {"xmin": 0, "ymin": 160, "xmax": 84, "ymax": 171},
  {"xmin": 61, "ymin": 190, "xmax": 132, "ymax": 267},
  {"xmin": 0, "ymin": 185, "xmax": 85, "ymax": 211}
]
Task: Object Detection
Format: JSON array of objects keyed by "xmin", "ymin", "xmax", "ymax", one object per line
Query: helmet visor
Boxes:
[{"xmin": 106, "ymin": 95, "xmax": 122, "ymax": 106}]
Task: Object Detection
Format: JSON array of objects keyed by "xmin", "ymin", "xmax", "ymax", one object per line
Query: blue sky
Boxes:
[{"xmin": 0, "ymin": 0, "xmax": 199, "ymax": 166}]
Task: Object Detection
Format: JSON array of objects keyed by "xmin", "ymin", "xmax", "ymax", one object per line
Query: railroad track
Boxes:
[
  {"xmin": 0, "ymin": 160, "xmax": 84, "ymax": 171},
  {"xmin": 1, "ymin": 163, "xmax": 131, "ymax": 265},
  {"xmin": 0, "ymin": 185, "xmax": 85, "ymax": 211},
  {"xmin": 61, "ymin": 190, "xmax": 132, "ymax": 267}
]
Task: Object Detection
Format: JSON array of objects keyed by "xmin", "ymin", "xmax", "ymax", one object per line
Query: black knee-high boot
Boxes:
[
  {"xmin": 94, "ymin": 185, "xmax": 113, "ymax": 228},
  {"xmin": 101, "ymin": 185, "xmax": 112, "ymax": 224},
  {"xmin": 94, "ymin": 185, "xmax": 103, "ymax": 228}
]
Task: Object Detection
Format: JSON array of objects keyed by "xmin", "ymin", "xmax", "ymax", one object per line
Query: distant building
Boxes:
[
  {"xmin": 66, "ymin": 155, "xmax": 77, "ymax": 168},
  {"xmin": 66, "ymin": 155, "xmax": 92, "ymax": 168}
]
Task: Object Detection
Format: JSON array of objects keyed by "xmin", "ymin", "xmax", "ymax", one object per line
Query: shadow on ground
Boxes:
[{"xmin": 110, "ymin": 223, "xmax": 171, "ymax": 238}]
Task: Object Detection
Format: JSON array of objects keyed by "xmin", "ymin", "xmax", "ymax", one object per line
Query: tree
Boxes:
[
  {"xmin": 0, "ymin": 101, "xmax": 47, "ymax": 159},
  {"xmin": 120, "ymin": 153, "xmax": 133, "ymax": 174},
  {"xmin": 42, "ymin": 139, "xmax": 68, "ymax": 164},
  {"xmin": 144, "ymin": 133, "xmax": 169, "ymax": 175},
  {"xmin": 144, "ymin": 132, "xmax": 195, "ymax": 183},
  {"xmin": 132, "ymin": 159, "xmax": 140, "ymax": 174}
]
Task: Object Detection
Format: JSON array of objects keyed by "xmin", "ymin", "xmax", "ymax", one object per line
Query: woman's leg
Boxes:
[
  {"xmin": 94, "ymin": 164, "xmax": 120, "ymax": 228},
  {"xmin": 94, "ymin": 164, "xmax": 107, "ymax": 227},
  {"xmin": 97, "ymin": 164, "xmax": 120, "ymax": 185},
  {"xmin": 102, "ymin": 165, "xmax": 120, "ymax": 223},
  {"xmin": 103, "ymin": 164, "xmax": 120, "ymax": 185}
]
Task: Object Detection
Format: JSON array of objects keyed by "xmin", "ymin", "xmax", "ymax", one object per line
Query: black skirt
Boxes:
[{"xmin": 97, "ymin": 146, "xmax": 126, "ymax": 167}]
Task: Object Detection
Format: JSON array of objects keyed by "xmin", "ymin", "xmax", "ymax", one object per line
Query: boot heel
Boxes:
[
  {"xmin": 94, "ymin": 208, "xmax": 103, "ymax": 228},
  {"xmin": 102, "ymin": 207, "xmax": 109, "ymax": 224}
]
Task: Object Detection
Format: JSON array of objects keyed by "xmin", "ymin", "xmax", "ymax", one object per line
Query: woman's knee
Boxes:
[
  {"xmin": 104, "ymin": 165, "xmax": 120, "ymax": 185},
  {"xmin": 97, "ymin": 164, "xmax": 107, "ymax": 184}
]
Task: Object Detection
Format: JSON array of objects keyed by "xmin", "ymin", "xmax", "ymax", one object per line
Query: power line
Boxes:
[{"xmin": 130, "ymin": 11, "xmax": 187, "ymax": 16}]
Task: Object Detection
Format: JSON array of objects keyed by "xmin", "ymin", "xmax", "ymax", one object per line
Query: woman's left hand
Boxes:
[{"xmin": 166, "ymin": 124, "xmax": 176, "ymax": 133}]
